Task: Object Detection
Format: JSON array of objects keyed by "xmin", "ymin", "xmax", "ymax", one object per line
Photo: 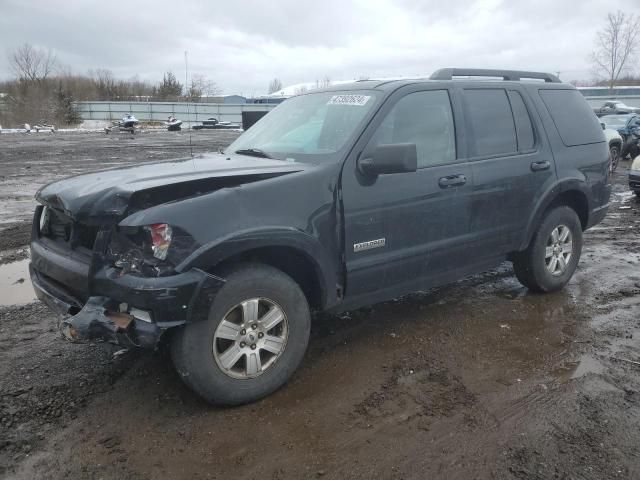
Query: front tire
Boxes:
[
  {"xmin": 171, "ymin": 263, "xmax": 311, "ymax": 405},
  {"xmin": 609, "ymin": 144, "xmax": 620, "ymax": 172},
  {"xmin": 512, "ymin": 206, "xmax": 583, "ymax": 292}
]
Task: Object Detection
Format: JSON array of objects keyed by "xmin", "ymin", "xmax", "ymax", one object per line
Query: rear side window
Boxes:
[
  {"xmin": 464, "ymin": 89, "xmax": 517, "ymax": 156},
  {"xmin": 508, "ymin": 91, "xmax": 535, "ymax": 151},
  {"xmin": 539, "ymin": 89, "xmax": 603, "ymax": 146}
]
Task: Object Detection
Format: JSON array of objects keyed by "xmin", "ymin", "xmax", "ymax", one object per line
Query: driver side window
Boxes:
[{"xmin": 367, "ymin": 90, "xmax": 456, "ymax": 168}]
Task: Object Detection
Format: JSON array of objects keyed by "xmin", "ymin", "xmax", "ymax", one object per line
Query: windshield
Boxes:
[
  {"xmin": 603, "ymin": 115, "xmax": 632, "ymax": 128},
  {"xmin": 228, "ymin": 90, "xmax": 380, "ymax": 161}
]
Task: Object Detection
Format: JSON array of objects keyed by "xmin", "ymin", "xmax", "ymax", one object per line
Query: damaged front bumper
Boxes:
[
  {"xmin": 58, "ymin": 297, "xmax": 161, "ymax": 348},
  {"xmin": 30, "ymin": 261, "xmax": 224, "ymax": 348}
]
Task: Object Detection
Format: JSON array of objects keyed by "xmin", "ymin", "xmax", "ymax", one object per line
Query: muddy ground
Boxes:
[{"xmin": 0, "ymin": 131, "xmax": 639, "ymax": 479}]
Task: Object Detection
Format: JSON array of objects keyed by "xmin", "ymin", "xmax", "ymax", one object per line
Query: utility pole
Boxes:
[{"xmin": 184, "ymin": 51, "xmax": 189, "ymax": 100}]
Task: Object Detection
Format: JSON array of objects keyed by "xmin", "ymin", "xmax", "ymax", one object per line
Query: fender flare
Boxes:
[
  {"xmin": 176, "ymin": 227, "xmax": 337, "ymax": 308},
  {"xmin": 608, "ymin": 138, "xmax": 623, "ymax": 149},
  {"xmin": 519, "ymin": 179, "xmax": 591, "ymax": 251}
]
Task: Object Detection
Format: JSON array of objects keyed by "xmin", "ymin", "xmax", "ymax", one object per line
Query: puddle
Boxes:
[
  {"xmin": 552, "ymin": 355, "xmax": 605, "ymax": 383},
  {"xmin": 0, "ymin": 259, "xmax": 36, "ymax": 307},
  {"xmin": 611, "ymin": 191, "xmax": 636, "ymax": 204}
]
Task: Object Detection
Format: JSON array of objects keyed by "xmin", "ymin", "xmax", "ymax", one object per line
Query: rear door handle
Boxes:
[
  {"xmin": 531, "ymin": 161, "xmax": 550, "ymax": 172},
  {"xmin": 438, "ymin": 174, "xmax": 467, "ymax": 188}
]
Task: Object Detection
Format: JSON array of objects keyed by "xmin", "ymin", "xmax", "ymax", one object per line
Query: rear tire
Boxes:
[
  {"xmin": 171, "ymin": 263, "xmax": 311, "ymax": 405},
  {"xmin": 512, "ymin": 206, "xmax": 583, "ymax": 292}
]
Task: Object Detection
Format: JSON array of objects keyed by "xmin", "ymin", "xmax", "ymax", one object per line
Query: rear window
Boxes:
[
  {"xmin": 464, "ymin": 89, "xmax": 517, "ymax": 156},
  {"xmin": 539, "ymin": 89, "xmax": 604, "ymax": 146}
]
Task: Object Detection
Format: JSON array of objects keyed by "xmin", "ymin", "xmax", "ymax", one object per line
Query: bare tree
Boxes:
[
  {"xmin": 317, "ymin": 76, "xmax": 331, "ymax": 88},
  {"xmin": 188, "ymin": 74, "xmax": 220, "ymax": 100},
  {"xmin": 91, "ymin": 69, "xmax": 117, "ymax": 100},
  {"xmin": 591, "ymin": 11, "xmax": 640, "ymax": 91},
  {"xmin": 268, "ymin": 77, "xmax": 283, "ymax": 94},
  {"xmin": 187, "ymin": 81, "xmax": 203, "ymax": 102},
  {"xmin": 9, "ymin": 43, "xmax": 57, "ymax": 82}
]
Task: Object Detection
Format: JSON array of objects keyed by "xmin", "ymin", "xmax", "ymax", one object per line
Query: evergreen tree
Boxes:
[{"xmin": 157, "ymin": 71, "xmax": 183, "ymax": 100}]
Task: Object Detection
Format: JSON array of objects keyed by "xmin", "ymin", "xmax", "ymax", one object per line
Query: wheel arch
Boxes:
[
  {"xmin": 519, "ymin": 183, "xmax": 590, "ymax": 251},
  {"xmin": 178, "ymin": 229, "xmax": 337, "ymax": 311},
  {"xmin": 609, "ymin": 138, "xmax": 623, "ymax": 150},
  {"xmin": 213, "ymin": 246, "xmax": 327, "ymax": 311}
]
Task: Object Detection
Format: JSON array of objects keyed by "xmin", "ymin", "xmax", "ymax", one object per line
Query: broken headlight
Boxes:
[
  {"xmin": 107, "ymin": 224, "xmax": 195, "ymax": 277},
  {"xmin": 145, "ymin": 223, "xmax": 172, "ymax": 260}
]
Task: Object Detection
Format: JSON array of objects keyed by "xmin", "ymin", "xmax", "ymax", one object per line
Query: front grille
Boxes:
[{"xmin": 42, "ymin": 208, "xmax": 98, "ymax": 251}]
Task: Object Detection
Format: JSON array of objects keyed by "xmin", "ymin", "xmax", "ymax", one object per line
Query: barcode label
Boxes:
[{"xmin": 327, "ymin": 95, "xmax": 371, "ymax": 106}]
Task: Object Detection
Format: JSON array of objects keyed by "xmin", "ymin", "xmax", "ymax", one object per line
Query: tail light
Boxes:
[{"xmin": 145, "ymin": 223, "xmax": 173, "ymax": 260}]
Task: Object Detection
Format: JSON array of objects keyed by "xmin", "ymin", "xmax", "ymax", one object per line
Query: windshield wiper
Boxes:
[{"xmin": 234, "ymin": 148, "xmax": 273, "ymax": 159}]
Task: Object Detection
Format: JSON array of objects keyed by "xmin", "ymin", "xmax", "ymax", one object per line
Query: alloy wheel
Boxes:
[
  {"xmin": 213, "ymin": 298, "xmax": 289, "ymax": 379},
  {"xmin": 545, "ymin": 225, "xmax": 573, "ymax": 276}
]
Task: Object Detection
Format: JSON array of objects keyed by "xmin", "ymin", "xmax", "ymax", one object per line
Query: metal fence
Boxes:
[
  {"xmin": 73, "ymin": 95, "xmax": 640, "ymax": 127},
  {"xmin": 74, "ymin": 101, "xmax": 277, "ymax": 127}
]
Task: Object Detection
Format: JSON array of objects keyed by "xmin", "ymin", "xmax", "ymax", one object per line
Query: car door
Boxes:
[
  {"xmin": 462, "ymin": 87, "xmax": 556, "ymax": 255},
  {"xmin": 341, "ymin": 87, "xmax": 474, "ymax": 300}
]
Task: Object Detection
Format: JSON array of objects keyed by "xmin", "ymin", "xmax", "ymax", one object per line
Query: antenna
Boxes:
[{"xmin": 185, "ymin": 50, "xmax": 193, "ymax": 157}]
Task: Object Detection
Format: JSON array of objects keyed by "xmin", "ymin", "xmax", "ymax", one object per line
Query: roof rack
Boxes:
[{"xmin": 429, "ymin": 68, "xmax": 561, "ymax": 83}]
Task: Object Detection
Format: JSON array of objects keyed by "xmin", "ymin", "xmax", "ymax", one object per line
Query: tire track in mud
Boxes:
[{"xmin": 351, "ymin": 356, "xmax": 477, "ymax": 428}]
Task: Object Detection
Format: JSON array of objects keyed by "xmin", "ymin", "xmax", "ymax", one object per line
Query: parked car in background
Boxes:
[
  {"xmin": 630, "ymin": 156, "xmax": 640, "ymax": 197},
  {"xmin": 618, "ymin": 115, "xmax": 640, "ymax": 142},
  {"xmin": 601, "ymin": 123, "xmax": 623, "ymax": 172},
  {"xmin": 593, "ymin": 101, "xmax": 640, "ymax": 117},
  {"xmin": 622, "ymin": 131, "xmax": 640, "ymax": 161},
  {"xmin": 29, "ymin": 68, "xmax": 611, "ymax": 405},
  {"xmin": 600, "ymin": 114, "xmax": 640, "ymax": 141}
]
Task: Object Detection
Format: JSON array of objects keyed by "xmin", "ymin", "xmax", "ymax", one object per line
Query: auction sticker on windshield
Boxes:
[{"xmin": 327, "ymin": 95, "xmax": 371, "ymax": 106}]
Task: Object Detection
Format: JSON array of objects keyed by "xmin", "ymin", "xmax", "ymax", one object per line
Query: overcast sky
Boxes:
[{"xmin": 0, "ymin": 0, "xmax": 636, "ymax": 95}]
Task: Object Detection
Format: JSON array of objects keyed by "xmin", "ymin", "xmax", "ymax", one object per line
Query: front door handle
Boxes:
[
  {"xmin": 531, "ymin": 160, "xmax": 550, "ymax": 172},
  {"xmin": 438, "ymin": 174, "xmax": 467, "ymax": 188}
]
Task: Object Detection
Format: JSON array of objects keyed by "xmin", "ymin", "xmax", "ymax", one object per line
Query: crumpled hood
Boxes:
[{"xmin": 36, "ymin": 152, "xmax": 307, "ymax": 224}]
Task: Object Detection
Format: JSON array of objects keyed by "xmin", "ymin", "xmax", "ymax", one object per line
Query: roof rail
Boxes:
[{"xmin": 429, "ymin": 68, "xmax": 561, "ymax": 83}]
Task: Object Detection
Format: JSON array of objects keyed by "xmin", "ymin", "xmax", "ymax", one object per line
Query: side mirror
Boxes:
[
  {"xmin": 601, "ymin": 122, "xmax": 606, "ymax": 130},
  {"xmin": 358, "ymin": 143, "xmax": 418, "ymax": 176}
]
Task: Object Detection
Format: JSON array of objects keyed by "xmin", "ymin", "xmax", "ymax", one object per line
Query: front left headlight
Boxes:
[
  {"xmin": 631, "ymin": 156, "xmax": 640, "ymax": 171},
  {"xmin": 145, "ymin": 223, "xmax": 173, "ymax": 260},
  {"xmin": 107, "ymin": 224, "xmax": 195, "ymax": 277}
]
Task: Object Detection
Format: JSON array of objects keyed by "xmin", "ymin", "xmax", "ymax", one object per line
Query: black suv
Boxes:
[{"xmin": 30, "ymin": 69, "xmax": 611, "ymax": 405}]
